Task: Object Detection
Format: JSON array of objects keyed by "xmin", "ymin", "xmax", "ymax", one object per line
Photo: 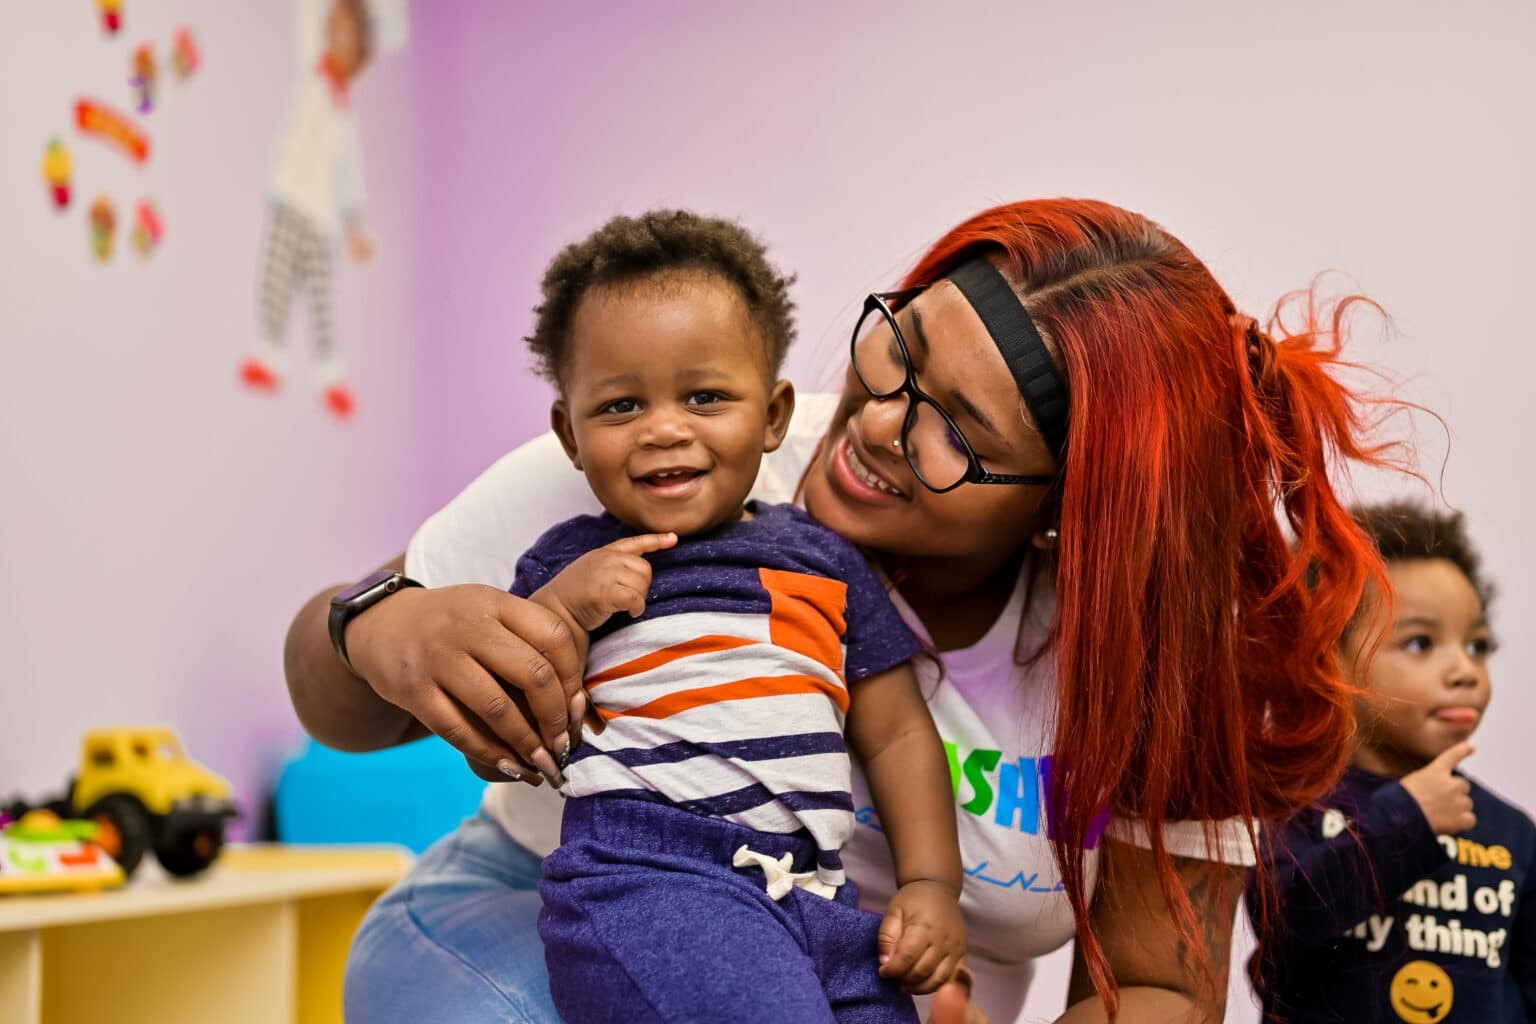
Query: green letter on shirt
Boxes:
[{"xmin": 960, "ymin": 748, "xmax": 1003, "ymax": 816}]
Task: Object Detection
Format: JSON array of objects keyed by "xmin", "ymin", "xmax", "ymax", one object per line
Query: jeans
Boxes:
[{"xmin": 345, "ymin": 810, "xmax": 559, "ymax": 1023}]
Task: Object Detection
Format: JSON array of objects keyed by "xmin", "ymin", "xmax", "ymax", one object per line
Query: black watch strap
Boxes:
[{"xmin": 328, "ymin": 570, "xmax": 423, "ymax": 676}]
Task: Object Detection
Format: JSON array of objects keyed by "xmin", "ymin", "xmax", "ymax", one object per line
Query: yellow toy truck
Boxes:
[{"xmin": 64, "ymin": 727, "xmax": 239, "ymax": 878}]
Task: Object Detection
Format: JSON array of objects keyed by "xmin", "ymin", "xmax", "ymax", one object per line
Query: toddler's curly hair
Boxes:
[{"xmin": 526, "ymin": 210, "xmax": 796, "ymax": 387}]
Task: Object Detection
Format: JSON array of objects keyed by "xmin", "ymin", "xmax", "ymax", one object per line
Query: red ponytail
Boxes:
[{"xmin": 901, "ymin": 200, "xmax": 1399, "ymax": 1014}]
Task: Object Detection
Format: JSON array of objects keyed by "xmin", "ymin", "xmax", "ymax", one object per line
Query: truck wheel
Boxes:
[
  {"xmin": 155, "ymin": 824, "xmax": 225, "ymax": 877},
  {"xmin": 82, "ymin": 793, "xmax": 152, "ymax": 877}
]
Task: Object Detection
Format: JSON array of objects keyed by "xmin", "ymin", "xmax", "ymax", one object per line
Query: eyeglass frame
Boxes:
[{"xmin": 850, "ymin": 288, "xmax": 1060, "ymax": 495}]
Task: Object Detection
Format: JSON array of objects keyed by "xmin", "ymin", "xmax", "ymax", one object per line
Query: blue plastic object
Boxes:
[{"xmin": 273, "ymin": 737, "xmax": 486, "ymax": 854}]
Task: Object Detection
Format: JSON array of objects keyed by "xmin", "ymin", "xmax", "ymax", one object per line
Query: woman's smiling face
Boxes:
[{"xmin": 802, "ymin": 277, "xmax": 1059, "ymax": 569}]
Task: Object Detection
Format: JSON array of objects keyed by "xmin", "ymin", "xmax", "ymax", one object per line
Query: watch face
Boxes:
[{"xmin": 335, "ymin": 569, "xmax": 400, "ymax": 606}]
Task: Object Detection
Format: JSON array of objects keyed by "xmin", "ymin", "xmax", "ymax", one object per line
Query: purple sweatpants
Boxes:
[{"xmin": 537, "ymin": 796, "xmax": 918, "ymax": 1024}]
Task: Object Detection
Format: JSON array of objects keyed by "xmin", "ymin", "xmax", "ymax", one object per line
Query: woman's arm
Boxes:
[
  {"xmin": 283, "ymin": 553, "xmax": 421, "ymax": 752},
  {"xmin": 1059, "ymin": 841, "xmax": 1240, "ymax": 1023},
  {"xmin": 283, "ymin": 428, "xmax": 607, "ymax": 780},
  {"xmin": 283, "ymin": 554, "xmax": 588, "ymax": 782}
]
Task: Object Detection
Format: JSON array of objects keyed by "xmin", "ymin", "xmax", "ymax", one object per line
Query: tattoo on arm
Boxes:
[{"xmin": 1174, "ymin": 861, "xmax": 1235, "ymax": 981}]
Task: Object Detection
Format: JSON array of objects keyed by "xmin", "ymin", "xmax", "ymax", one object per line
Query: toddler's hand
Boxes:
[
  {"xmin": 546, "ymin": 532, "xmax": 676, "ymax": 631},
  {"xmin": 1401, "ymin": 740, "xmax": 1477, "ymax": 835},
  {"xmin": 877, "ymin": 879, "xmax": 966, "ymax": 994}
]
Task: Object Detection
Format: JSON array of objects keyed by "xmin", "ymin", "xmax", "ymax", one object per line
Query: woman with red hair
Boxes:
[{"xmin": 287, "ymin": 198, "xmax": 1388, "ymax": 1022}]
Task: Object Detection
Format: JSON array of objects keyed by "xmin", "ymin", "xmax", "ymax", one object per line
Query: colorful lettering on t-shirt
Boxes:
[{"xmin": 943, "ymin": 742, "xmax": 1110, "ymax": 848}]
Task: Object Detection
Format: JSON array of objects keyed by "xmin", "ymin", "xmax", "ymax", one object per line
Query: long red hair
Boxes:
[{"xmin": 900, "ymin": 199, "xmax": 1395, "ymax": 1012}]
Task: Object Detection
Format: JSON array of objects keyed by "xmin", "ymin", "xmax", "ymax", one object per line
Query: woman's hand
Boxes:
[
  {"xmin": 927, "ymin": 974, "xmax": 991, "ymax": 1024},
  {"xmin": 346, "ymin": 582, "xmax": 587, "ymax": 784}
]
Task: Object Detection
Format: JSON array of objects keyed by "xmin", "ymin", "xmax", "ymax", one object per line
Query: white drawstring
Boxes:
[{"xmin": 732, "ymin": 845, "xmax": 838, "ymax": 901}]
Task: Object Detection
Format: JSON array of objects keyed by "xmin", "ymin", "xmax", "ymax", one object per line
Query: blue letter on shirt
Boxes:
[{"xmin": 994, "ymin": 758, "xmax": 1040, "ymax": 834}]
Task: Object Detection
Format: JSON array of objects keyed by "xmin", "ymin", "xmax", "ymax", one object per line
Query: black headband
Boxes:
[{"xmin": 947, "ymin": 257, "xmax": 1070, "ymax": 467}]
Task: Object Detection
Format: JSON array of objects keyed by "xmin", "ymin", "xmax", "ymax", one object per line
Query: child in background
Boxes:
[
  {"xmin": 514, "ymin": 211, "xmax": 964, "ymax": 1023},
  {"xmin": 1251, "ymin": 502, "xmax": 1536, "ymax": 1022}
]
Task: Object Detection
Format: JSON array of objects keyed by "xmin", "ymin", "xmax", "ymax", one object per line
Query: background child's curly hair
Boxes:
[
  {"xmin": 1352, "ymin": 501, "xmax": 1495, "ymax": 612},
  {"xmin": 526, "ymin": 209, "xmax": 797, "ymax": 386}
]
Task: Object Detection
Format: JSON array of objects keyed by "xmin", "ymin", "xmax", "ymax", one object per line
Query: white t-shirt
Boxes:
[{"xmin": 406, "ymin": 393, "xmax": 1256, "ymax": 1024}]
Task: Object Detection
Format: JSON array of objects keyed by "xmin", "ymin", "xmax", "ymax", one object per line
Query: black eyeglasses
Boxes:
[{"xmin": 850, "ymin": 289, "xmax": 1059, "ymax": 494}]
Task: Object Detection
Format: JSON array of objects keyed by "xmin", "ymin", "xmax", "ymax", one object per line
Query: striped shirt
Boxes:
[{"xmin": 510, "ymin": 501, "xmax": 920, "ymax": 889}]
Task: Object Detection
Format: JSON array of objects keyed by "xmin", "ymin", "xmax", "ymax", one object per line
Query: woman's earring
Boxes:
[{"xmin": 1042, "ymin": 527, "xmax": 1060, "ymax": 549}]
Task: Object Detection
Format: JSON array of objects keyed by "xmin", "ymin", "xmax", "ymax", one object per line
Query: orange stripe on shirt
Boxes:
[
  {"xmin": 758, "ymin": 568, "xmax": 847, "ymax": 677},
  {"xmin": 598, "ymin": 673, "xmax": 850, "ymax": 720},
  {"xmin": 585, "ymin": 634, "xmax": 758, "ymax": 689}
]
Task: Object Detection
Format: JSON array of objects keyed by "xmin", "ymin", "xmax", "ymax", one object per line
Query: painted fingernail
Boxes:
[
  {"xmin": 531, "ymin": 746, "xmax": 564, "ymax": 787},
  {"xmin": 557, "ymin": 736, "xmax": 573, "ymax": 768},
  {"xmin": 496, "ymin": 758, "xmax": 522, "ymax": 781},
  {"xmin": 570, "ymin": 691, "xmax": 587, "ymax": 725}
]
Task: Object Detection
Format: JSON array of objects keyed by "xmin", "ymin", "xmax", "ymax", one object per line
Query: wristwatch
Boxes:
[{"xmin": 328, "ymin": 570, "xmax": 423, "ymax": 676}]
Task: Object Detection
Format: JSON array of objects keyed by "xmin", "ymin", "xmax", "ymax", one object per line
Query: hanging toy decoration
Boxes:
[
  {"xmin": 89, "ymin": 196, "xmax": 117, "ymax": 263},
  {"xmin": 170, "ymin": 27, "xmax": 200, "ymax": 81},
  {"xmin": 43, "ymin": 18, "xmax": 199, "ymax": 266},
  {"xmin": 75, "ymin": 98, "xmax": 150, "ymax": 165},
  {"xmin": 41, "ymin": 138, "xmax": 73, "ymax": 210},
  {"xmin": 242, "ymin": 0, "xmax": 409, "ymax": 422},
  {"xmin": 97, "ymin": 0, "xmax": 123, "ymax": 35},
  {"xmin": 132, "ymin": 200, "xmax": 163, "ymax": 258},
  {"xmin": 130, "ymin": 45, "xmax": 158, "ymax": 114}
]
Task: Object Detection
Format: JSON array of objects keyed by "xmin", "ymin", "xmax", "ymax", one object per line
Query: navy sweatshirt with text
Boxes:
[{"xmin": 1250, "ymin": 767, "xmax": 1536, "ymax": 1022}]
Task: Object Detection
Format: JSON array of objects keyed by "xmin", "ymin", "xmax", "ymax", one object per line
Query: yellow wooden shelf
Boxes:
[{"xmin": 0, "ymin": 844, "xmax": 411, "ymax": 1024}]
